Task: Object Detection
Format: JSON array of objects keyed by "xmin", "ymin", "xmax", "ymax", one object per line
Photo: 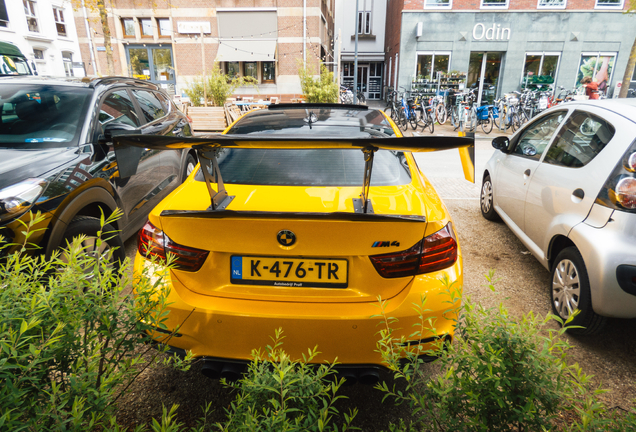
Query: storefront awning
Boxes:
[{"xmin": 215, "ymin": 40, "xmax": 276, "ymax": 62}]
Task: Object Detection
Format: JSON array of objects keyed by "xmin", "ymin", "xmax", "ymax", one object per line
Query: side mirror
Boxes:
[
  {"xmin": 492, "ymin": 136, "xmax": 510, "ymax": 153},
  {"xmin": 99, "ymin": 122, "xmax": 141, "ymax": 145}
]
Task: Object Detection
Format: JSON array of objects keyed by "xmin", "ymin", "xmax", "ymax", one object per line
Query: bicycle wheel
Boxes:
[
  {"xmin": 450, "ymin": 106, "xmax": 459, "ymax": 130},
  {"xmin": 435, "ymin": 103, "xmax": 447, "ymax": 125},
  {"xmin": 511, "ymin": 113, "xmax": 521, "ymax": 132},
  {"xmin": 384, "ymin": 106, "xmax": 394, "ymax": 122},
  {"xmin": 399, "ymin": 110, "xmax": 408, "ymax": 131},
  {"xmin": 481, "ymin": 112, "xmax": 494, "ymax": 134},
  {"xmin": 427, "ymin": 110, "xmax": 434, "ymax": 133},
  {"xmin": 467, "ymin": 109, "xmax": 476, "ymax": 132},
  {"xmin": 409, "ymin": 109, "xmax": 418, "ymax": 130}
]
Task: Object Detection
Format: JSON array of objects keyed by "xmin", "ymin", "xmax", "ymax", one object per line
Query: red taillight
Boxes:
[
  {"xmin": 616, "ymin": 177, "xmax": 636, "ymax": 209},
  {"xmin": 138, "ymin": 221, "xmax": 209, "ymax": 272},
  {"xmin": 370, "ymin": 223, "xmax": 458, "ymax": 278}
]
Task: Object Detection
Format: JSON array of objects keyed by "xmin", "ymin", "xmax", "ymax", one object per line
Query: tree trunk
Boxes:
[
  {"xmin": 97, "ymin": 0, "xmax": 115, "ymax": 76},
  {"xmin": 619, "ymin": 36, "xmax": 636, "ymax": 98}
]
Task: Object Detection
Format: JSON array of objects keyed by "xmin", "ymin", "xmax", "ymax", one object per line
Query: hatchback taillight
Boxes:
[
  {"xmin": 596, "ymin": 139, "xmax": 636, "ymax": 213},
  {"xmin": 370, "ymin": 223, "xmax": 458, "ymax": 278},
  {"xmin": 138, "ymin": 221, "xmax": 209, "ymax": 272}
]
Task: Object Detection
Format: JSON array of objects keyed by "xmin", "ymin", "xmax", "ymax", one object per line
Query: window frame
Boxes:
[
  {"xmin": 262, "ymin": 61, "xmax": 275, "ymax": 84},
  {"xmin": 520, "ymin": 51, "xmax": 561, "ymax": 89},
  {"xmin": 594, "ymin": 0, "xmax": 624, "ymax": 9},
  {"xmin": 511, "ymin": 110, "xmax": 568, "ymax": 161},
  {"xmin": 537, "ymin": 0, "xmax": 567, "ymax": 9},
  {"xmin": 96, "ymin": 88, "xmax": 142, "ymax": 130},
  {"xmin": 52, "ymin": 6, "xmax": 66, "ymax": 37},
  {"xmin": 122, "ymin": 18, "xmax": 136, "ymax": 38},
  {"xmin": 480, "ymin": 0, "xmax": 509, "ymax": 9},
  {"xmin": 357, "ymin": 11, "xmax": 371, "ymax": 35},
  {"xmin": 157, "ymin": 18, "xmax": 171, "ymax": 37},
  {"xmin": 243, "ymin": 62, "xmax": 258, "ymax": 80},
  {"xmin": 139, "ymin": 18, "xmax": 153, "ymax": 38},
  {"xmin": 62, "ymin": 51, "xmax": 73, "ymax": 77},
  {"xmin": 414, "ymin": 51, "xmax": 452, "ymax": 82},
  {"xmin": 23, "ymin": 0, "xmax": 39, "ymax": 33},
  {"xmin": 424, "ymin": 0, "xmax": 453, "ymax": 9},
  {"xmin": 0, "ymin": 0, "xmax": 9, "ymax": 28}
]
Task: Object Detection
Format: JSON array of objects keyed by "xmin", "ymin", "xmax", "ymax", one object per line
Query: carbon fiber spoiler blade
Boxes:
[{"xmin": 113, "ymin": 134, "xmax": 474, "ymax": 153}]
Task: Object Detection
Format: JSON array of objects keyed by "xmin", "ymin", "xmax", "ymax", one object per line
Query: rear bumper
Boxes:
[
  {"xmin": 570, "ymin": 210, "xmax": 636, "ymax": 318},
  {"xmin": 135, "ymin": 252, "xmax": 462, "ymax": 366}
]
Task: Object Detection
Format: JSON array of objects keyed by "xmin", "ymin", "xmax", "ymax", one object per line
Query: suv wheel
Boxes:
[
  {"xmin": 480, "ymin": 175, "xmax": 500, "ymax": 221},
  {"xmin": 551, "ymin": 247, "xmax": 606, "ymax": 335},
  {"xmin": 60, "ymin": 216, "xmax": 125, "ymax": 273}
]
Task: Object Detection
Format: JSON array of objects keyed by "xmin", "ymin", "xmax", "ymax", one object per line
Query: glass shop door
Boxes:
[{"xmin": 467, "ymin": 52, "xmax": 504, "ymax": 105}]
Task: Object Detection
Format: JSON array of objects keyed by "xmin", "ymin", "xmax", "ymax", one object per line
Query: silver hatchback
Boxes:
[{"xmin": 480, "ymin": 99, "xmax": 636, "ymax": 334}]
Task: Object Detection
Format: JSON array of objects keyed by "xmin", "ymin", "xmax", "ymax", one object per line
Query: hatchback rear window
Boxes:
[{"xmin": 199, "ymin": 148, "xmax": 411, "ymax": 186}]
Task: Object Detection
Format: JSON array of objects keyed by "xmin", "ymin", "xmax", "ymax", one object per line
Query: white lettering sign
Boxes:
[
  {"xmin": 472, "ymin": 23, "xmax": 511, "ymax": 41},
  {"xmin": 177, "ymin": 21, "xmax": 211, "ymax": 34}
]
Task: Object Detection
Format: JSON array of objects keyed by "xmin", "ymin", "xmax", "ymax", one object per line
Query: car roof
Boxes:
[
  {"xmin": 228, "ymin": 104, "xmax": 396, "ymax": 136},
  {"xmin": 0, "ymin": 75, "xmax": 161, "ymax": 91},
  {"xmin": 562, "ymin": 98, "xmax": 636, "ymax": 122}
]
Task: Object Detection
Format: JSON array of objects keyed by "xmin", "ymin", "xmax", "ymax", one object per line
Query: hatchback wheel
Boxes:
[
  {"xmin": 480, "ymin": 175, "xmax": 500, "ymax": 221},
  {"xmin": 551, "ymin": 247, "xmax": 606, "ymax": 335},
  {"xmin": 184, "ymin": 153, "xmax": 197, "ymax": 181}
]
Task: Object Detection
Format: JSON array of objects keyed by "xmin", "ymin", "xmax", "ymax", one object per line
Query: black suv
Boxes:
[{"xmin": 0, "ymin": 76, "xmax": 196, "ymax": 261}]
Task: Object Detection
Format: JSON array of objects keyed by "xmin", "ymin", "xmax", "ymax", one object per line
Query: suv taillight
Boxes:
[
  {"xmin": 138, "ymin": 220, "xmax": 209, "ymax": 272},
  {"xmin": 370, "ymin": 223, "xmax": 458, "ymax": 278},
  {"xmin": 596, "ymin": 139, "xmax": 636, "ymax": 212}
]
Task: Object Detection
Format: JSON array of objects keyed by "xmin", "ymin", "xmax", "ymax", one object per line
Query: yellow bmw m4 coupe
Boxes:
[{"xmin": 116, "ymin": 104, "xmax": 474, "ymax": 383}]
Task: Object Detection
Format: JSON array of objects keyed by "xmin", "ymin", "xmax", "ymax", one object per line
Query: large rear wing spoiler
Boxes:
[{"xmin": 113, "ymin": 134, "xmax": 475, "ymax": 214}]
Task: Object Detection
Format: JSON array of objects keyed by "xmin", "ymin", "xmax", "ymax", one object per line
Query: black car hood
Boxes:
[{"xmin": 0, "ymin": 147, "xmax": 81, "ymax": 190}]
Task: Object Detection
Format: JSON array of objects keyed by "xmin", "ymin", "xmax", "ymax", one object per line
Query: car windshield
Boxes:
[
  {"xmin": 196, "ymin": 107, "xmax": 411, "ymax": 186},
  {"xmin": 0, "ymin": 84, "xmax": 92, "ymax": 148},
  {"xmin": 0, "ymin": 55, "xmax": 31, "ymax": 76}
]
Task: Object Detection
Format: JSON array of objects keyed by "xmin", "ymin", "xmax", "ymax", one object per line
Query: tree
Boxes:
[
  {"xmin": 619, "ymin": 0, "xmax": 636, "ymax": 98},
  {"xmin": 298, "ymin": 63, "xmax": 339, "ymax": 103},
  {"xmin": 73, "ymin": 0, "xmax": 115, "ymax": 75}
]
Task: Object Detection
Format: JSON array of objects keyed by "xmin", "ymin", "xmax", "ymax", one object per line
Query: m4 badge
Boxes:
[{"xmin": 371, "ymin": 241, "xmax": 400, "ymax": 248}]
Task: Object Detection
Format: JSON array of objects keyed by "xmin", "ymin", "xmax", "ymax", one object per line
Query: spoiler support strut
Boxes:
[
  {"xmin": 352, "ymin": 146, "xmax": 377, "ymax": 214},
  {"xmin": 198, "ymin": 149, "xmax": 234, "ymax": 211}
]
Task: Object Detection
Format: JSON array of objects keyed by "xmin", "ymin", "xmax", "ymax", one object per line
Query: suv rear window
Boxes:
[{"xmin": 0, "ymin": 84, "xmax": 91, "ymax": 148}]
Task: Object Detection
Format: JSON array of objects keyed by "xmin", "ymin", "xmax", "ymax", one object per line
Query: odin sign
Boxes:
[{"xmin": 473, "ymin": 23, "xmax": 511, "ymax": 41}]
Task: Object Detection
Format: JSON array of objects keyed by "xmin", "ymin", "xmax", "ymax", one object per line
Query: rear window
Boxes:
[
  {"xmin": 196, "ymin": 107, "xmax": 410, "ymax": 186},
  {"xmin": 198, "ymin": 148, "xmax": 411, "ymax": 186}
]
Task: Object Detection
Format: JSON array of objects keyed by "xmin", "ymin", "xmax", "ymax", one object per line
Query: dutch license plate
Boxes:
[{"xmin": 231, "ymin": 256, "xmax": 348, "ymax": 288}]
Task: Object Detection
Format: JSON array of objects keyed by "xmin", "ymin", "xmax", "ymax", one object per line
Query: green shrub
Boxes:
[
  {"xmin": 374, "ymin": 271, "xmax": 632, "ymax": 432},
  {"xmin": 299, "ymin": 63, "xmax": 339, "ymax": 103},
  {"xmin": 216, "ymin": 328, "xmax": 358, "ymax": 432},
  {"xmin": 183, "ymin": 64, "xmax": 259, "ymax": 107},
  {"xmin": 0, "ymin": 211, "xmax": 190, "ymax": 431},
  {"xmin": 183, "ymin": 75, "xmax": 206, "ymax": 107}
]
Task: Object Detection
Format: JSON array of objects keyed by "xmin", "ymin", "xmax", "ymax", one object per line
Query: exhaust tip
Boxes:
[
  {"xmin": 358, "ymin": 368, "xmax": 380, "ymax": 386},
  {"xmin": 220, "ymin": 362, "xmax": 246, "ymax": 382},
  {"xmin": 201, "ymin": 361, "xmax": 222, "ymax": 379}
]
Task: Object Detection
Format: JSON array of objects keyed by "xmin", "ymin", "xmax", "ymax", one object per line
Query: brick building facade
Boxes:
[
  {"xmin": 73, "ymin": 0, "xmax": 335, "ymax": 100},
  {"xmin": 385, "ymin": 0, "xmax": 636, "ymax": 103}
]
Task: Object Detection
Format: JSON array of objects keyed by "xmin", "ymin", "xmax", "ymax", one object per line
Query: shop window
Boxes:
[
  {"xmin": 122, "ymin": 18, "xmax": 135, "ymax": 37},
  {"xmin": 416, "ymin": 52, "xmax": 450, "ymax": 82},
  {"xmin": 522, "ymin": 52, "xmax": 560, "ymax": 88},
  {"xmin": 23, "ymin": 0, "xmax": 39, "ymax": 33},
  {"xmin": 244, "ymin": 62, "xmax": 257, "ymax": 80},
  {"xmin": 262, "ymin": 62, "xmax": 275, "ymax": 83},
  {"xmin": 226, "ymin": 62, "xmax": 240, "ymax": 79},
  {"xmin": 62, "ymin": 51, "xmax": 73, "ymax": 77},
  {"xmin": 52, "ymin": 7, "xmax": 66, "ymax": 36},
  {"xmin": 595, "ymin": 0, "xmax": 623, "ymax": 8},
  {"xmin": 575, "ymin": 53, "xmax": 616, "ymax": 96},
  {"xmin": 140, "ymin": 18, "xmax": 153, "ymax": 37},
  {"xmin": 0, "ymin": 0, "xmax": 9, "ymax": 28},
  {"xmin": 425, "ymin": 0, "xmax": 452, "ymax": 8},
  {"xmin": 480, "ymin": 0, "xmax": 508, "ymax": 8},
  {"xmin": 537, "ymin": 0, "xmax": 566, "ymax": 8},
  {"xmin": 158, "ymin": 18, "xmax": 171, "ymax": 37}
]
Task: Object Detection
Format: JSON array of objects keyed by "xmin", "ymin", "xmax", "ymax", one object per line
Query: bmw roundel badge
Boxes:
[{"xmin": 277, "ymin": 230, "xmax": 296, "ymax": 246}]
